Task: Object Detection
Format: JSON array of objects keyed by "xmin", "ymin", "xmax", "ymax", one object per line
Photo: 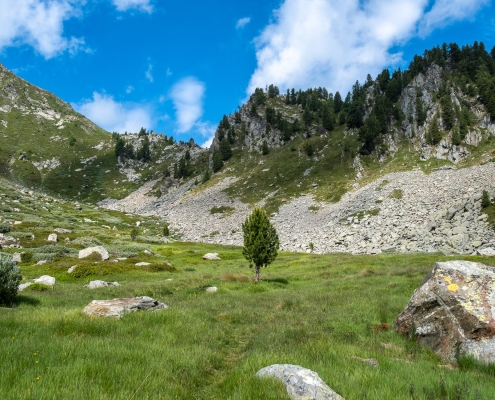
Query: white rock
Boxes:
[
  {"xmin": 54, "ymin": 228, "xmax": 72, "ymax": 234},
  {"xmin": 67, "ymin": 266, "xmax": 77, "ymax": 273},
  {"xmin": 203, "ymin": 253, "xmax": 221, "ymax": 260},
  {"xmin": 18, "ymin": 282, "xmax": 33, "ymax": 291},
  {"xmin": 135, "ymin": 262, "xmax": 151, "ymax": 266},
  {"xmin": 47, "ymin": 233, "xmax": 58, "ymax": 242},
  {"xmin": 205, "ymin": 286, "xmax": 218, "ymax": 292},
  {"xmin": 478, "ymin": 247, "xmax": 495, "ymax": 256},
  {"xmin": 256, "ymin": 364, "xmax": 345, "ymax": 400},
  {"xmin": 36, "ymin": 260, "xmax": 47, "ymax": 265},
  {"xmin": 87, "ymin": 280, "xmax": 121, "ymax": 289},
  {"xmin": 12, "ymin": 253, "xmax": 22, "ymax": 263},
  {"xmin": 34, "ymin": 275, "xmax": 56, "ymax": 286},
  {"xmin": 83, "ymin": 296, "xmax": 167, "ymax": 318},
  {"xmin": 78, "ymin": 246, "xmax": 109, "ymax": 260}
]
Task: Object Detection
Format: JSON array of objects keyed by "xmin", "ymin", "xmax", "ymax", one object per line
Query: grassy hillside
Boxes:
[{"xmin": 1, "ymin": 178, "xmax": 495, "ymax": 399}]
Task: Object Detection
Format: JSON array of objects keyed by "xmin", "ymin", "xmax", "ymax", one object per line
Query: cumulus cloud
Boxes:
[
  {"xmin": 112, "ymin": 0, "xmax": 153, "ymax": 13},
  {"xmin": 236, "ymin": 17, "xmax": 251, "ymax": 29},
  {"xmin": 0, "ymin": 0, "xmax": 88, "ymax": 59},
  {"xmin": 248, "ymin": 0, "xmax": 488, "ymax": 95},
  {"xmin": 74, "ymin": 92, "xmax": 152, "ymax": 133},
  {"xmin": 170, "ymin": 77, "xmax": 206, "ymax": 133}
]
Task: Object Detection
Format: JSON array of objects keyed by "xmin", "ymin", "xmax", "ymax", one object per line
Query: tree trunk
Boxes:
[{"xmin": 255, "ymin": 266, "xmax": 260, "ymax": 282}]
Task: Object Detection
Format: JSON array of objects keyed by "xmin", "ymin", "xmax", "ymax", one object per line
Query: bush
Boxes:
[
  {"xmin": 0, "ymin": 223, "xmax": 11, "ymax": 234},
  {"xmin": 130, "ymin": 228, "xmax": 139, "ymax": 241},
  {"xmin": 482, "ymin": 190, "xmax": 491, "ymax": 208},
  {"xmin": 163, "ymin": 223, "xmax": 170, "ymax": 237},
  {"xmin": 72, "ymin": 237, "xmax": 103, "ymax": 247},
  {"xmin": 0, "ymin": 254, "xmax": 22, "ymax": 305},
  {"xmin": 26, "ymin": 283, "xmax": 50, "ymax": 291}
]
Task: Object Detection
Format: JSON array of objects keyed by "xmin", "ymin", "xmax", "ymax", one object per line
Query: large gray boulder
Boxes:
[
  {"xmin": 34, "ymin": 275, "xmax": 56, "ymax": 286},
  {"xmin": 395, "ymin": 260, "xmax": 495, "ymax": 363},
  {"xmin": 83, "ymin": 296, "xmax": 167, "ymax": 317},
  {"xmin": 203, "ymin": 253, "xmax": 221, "ymax": 260},
  {"xmin": 256, "ymin": 364, "xmax": 345, "ymax": 400},
  {"xmin": 78, "ymin": 246, "xmax": 109, "ymax": 260}
]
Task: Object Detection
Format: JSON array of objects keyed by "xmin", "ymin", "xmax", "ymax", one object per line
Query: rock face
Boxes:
[
  {"xmin": 83, "ymin": 296, "xmax": 167, "ymax": 317},
  {"xmin": 87, "ymin": 280, "xmax": 120, "ymax": 289},
  {"xmin": 256, "ymin": 364, "xmax": 345, "ymax": 400},
  {"xmin": 395, "ymin": 261, "xmax": 495, "ymax": 363},
  {"xmin": 34, "ymin": 275, "xmax": 55, "ymax": 286},
  {"xmin": 203, "ymin": 253, "xmax": 221, "ymax": 260},
  {"xmin": 78, "ymin": 246, "xmax": 109, "ymax": 260}
]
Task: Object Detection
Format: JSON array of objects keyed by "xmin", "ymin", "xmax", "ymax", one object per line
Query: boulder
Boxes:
[
  {"xmin": 395, "ymin": 260, "xmax": 495, "ymax": 363},
  {"xmin": 12, "ymin": 253, "xmax": 22, "ymax": 263},
  {"xmin": 54, "ymin": 228, "xmax": 72, "ymax": 234},
  {"xmin": 78, "ymin": 246, "xmax": 109, "ymax": 260},
  {"xmin": 256, "ymin": 364, "xmax": 345, "ymax": 400},
  {"xmin": 34, "ymin": 275, "xmax": 56, "ymax": 286},
  {"xmin": 47, "ymin": 233, "xmax": 58, "ymax": 242},
  {"xmin": 87, "ymin": 280, "xmax": 120, "ymax": 289},
  {"xmin": 477, "ymin": 247, "xmax": 495, "ymax": 256},
  {"xmin": 83, "ymin": 296, "xmax": 168, "ymax": 318},
  {"xmin": 203, "ymin": 253, "xmax": 221, "ymax": 260}
]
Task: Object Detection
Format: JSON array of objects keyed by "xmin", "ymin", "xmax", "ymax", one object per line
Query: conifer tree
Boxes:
[{"xmin": 242, "ymin": 207, "xmax": 279, "ymax": 282}]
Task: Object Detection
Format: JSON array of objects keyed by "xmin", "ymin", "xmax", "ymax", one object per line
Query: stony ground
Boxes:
[{"xmin": 99, "ymin": 163, "xmax": 495, "ymax": 255}]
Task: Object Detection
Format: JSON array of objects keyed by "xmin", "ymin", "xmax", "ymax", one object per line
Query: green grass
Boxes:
[{"xmin": 3, "ymin": 242, "xmax": 495, "ymax": 399}]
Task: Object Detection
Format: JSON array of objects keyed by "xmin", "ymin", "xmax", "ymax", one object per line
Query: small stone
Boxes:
[
  {"xmin": 34, "ymin": 275, "xmax": 55, "ymax": 286},
  {"xmin": 18, "ymin": 282, "xmax": 33, "ymax": 291},
  {"xmin": 67, "ymin": 266, "xmax": 77, "ymax": 273},
  {"xmin": 135, "ymin": 262, "xmax": 151, "ymax": 266},
  {"xmin": 36, "ymin": 260, "xmax": 47, "ymax": 265},
  {"xmin": 205, "ymin": 286, "xmax": 218, "ymax": 292},
  {"xmin": 54, "ymin": 228, "xmax": 72, "ymax": 234},
  {"xmin": 47, "ymin": 233, "xmax": 58, "ymax": 242},
  {"xmin": 87, "ymin": 280, "xmax": 121, "ymax": 289},
  {"xmin": 256, "ymin": 364, "xmax": 345, "ymax": 400},
  {"xmin": 203, "ymin": 253, "xmax": 221, "ymax": 260}
]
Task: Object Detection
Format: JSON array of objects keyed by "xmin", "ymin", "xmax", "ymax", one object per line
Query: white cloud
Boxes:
[
  {"xmin": 166, "ymin": 68, "xmax": 172, "ymax": 76},
  {"xmin": 195, "ymin": 121, "xmax": 217, "ymax": 148},
  {"xmin": 248, "ymin": 0, "xmax": 488, "ymax": 96},
  {"xmin": 74, "ymin": 92, "xmax": 152, "ymax": 133},
  {"xmin": 112, "ymin": 0, "xmax": 153, "ymax": 13},
  {"xmin": 170, "ymin": 77, "xmax": 205, "ymax": 133},
  {"xmin": 236, "ymin": 17, "xmax": 251, "ymax": 29},
  {"xmin": 419, "ymin": 0, "xmax": 489, "ymax": 35},
  {"xmin": 126, "ymin": 85, "xmax": 134, "ymax": 94},
  {"xmin": 0, "ymin": 0, "xmax": 88, "ymax": 59},
  {"xmin": 145, "ymin": 64, "xmax": 153, "ymax": 82}
]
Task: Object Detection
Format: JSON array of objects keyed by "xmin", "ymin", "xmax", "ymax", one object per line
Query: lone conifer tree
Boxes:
[{"xmin": 242, "ymin": 207, "xmax": 279, "ymax": 282}]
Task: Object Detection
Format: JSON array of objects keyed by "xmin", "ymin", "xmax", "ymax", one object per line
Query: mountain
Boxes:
[{"xmin": 1, "ymin": 42, "xmax": 495, "ymax": 255}]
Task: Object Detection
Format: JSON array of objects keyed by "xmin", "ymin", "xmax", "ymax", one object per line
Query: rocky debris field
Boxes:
[{"xmin": 100, "ymin": 162, "xmax": 495, "ymax": 255}]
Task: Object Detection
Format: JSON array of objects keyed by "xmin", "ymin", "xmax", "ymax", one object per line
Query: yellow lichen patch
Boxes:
[
  {"xmin": 443, "ymin": 276, "xmax": 452, "ymax": 284},
  {"xmin": 448, "ymin": 284, "xmax": 460, "ymax": 291}
]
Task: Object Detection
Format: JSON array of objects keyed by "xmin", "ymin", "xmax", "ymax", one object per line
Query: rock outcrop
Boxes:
[
  {"xmin": 395, "ymin": 260, "xmax": 495, "ymax": 363},
  {"xmin": 83, "ymin": 296, "xmax": 167, "ymax": 317},
  {"xmin": 256, "ymin": 364, "xmax": 345, "ymax": 400}
]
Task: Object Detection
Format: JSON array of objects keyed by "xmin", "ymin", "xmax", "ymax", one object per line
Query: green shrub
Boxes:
[
  {"xmin": 482, "ymin": 190, "xmax": 491, "ymax": 208},
  {"xmin": 21, "ymin": 252, "xmax": 33, "ymax": 264},
  {"xmin": 390, "ymin": 189, "xmax": 403, "ymax": 199},
  {"xmin": 26, "ymin": 283, "xmax": 50, "ymax": 291},
  {"xmin": 162, "ymin": 223, "xmax": 170, "ymax": 237},
  {"xmin": 0, "ymin": 254, "xmax": 22, "ymax": 305},
  {"xmin": 130, "ymin": 228, "xmax": 139, "ymax": 241},
  {"xmin": 0, "ymin": 223, "xmax": 11, "ymax": 234},
  {"xmin": 147, "ymin": 263, "xmax": 177, "ymax": 273},
  {"xmin": 71, "ymin": 265, "xmax": 98, "ymax": 278},
  {"xmin": 72, "ymin": 237, "xmax": 103, "ymax": 247}
]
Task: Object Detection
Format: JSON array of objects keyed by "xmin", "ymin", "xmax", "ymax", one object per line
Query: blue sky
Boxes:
[{"xmin": 0, "ymin": 0, "xmax": 494, "ymax": 147}]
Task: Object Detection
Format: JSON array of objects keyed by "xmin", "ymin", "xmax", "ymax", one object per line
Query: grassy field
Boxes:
[{"xmin": 2, "ymin": 244, "xmax": 495, "ymax": 399}]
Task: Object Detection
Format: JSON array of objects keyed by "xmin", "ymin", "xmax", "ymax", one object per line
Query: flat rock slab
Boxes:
[
  {"xmin": 18, "ymin": 282, "xmax": 33, "ymax": 291},
  {"xmin": 87, "ymin": 280, "xmax": 121, "ymax": 289},
  {"xmin": 34, "ymin": 275, "xmax": 56, "ymax": 286},
  {"xmin": 135, "ymin": 262, "xmax": 151, "ymax": 266},
  {"xmin": 83, "ymin": 296, "xmax": 167, "ymax": 318},
  {"xmin": 256, "ymin": 364, "xmax": 345, "ymax": 400},
  {"xmin": 205, "ymin": 286, "xmax": 218, "ymax": 292},
  {"xmin": 203, "ymin": 253, "xmax": 221, "ymax": 260},
  {"xmin": 79, "ymin": 246, "xmax": 109, "ymax": 260},
  {"xmin": 395, "ymin": 260, "xmax": 495, "ymax": 363}
]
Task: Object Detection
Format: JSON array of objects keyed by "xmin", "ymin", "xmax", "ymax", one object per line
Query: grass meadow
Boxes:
[{"xmin": 2, "ymin": 244, "xmax": 495, "ymax": 400}]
